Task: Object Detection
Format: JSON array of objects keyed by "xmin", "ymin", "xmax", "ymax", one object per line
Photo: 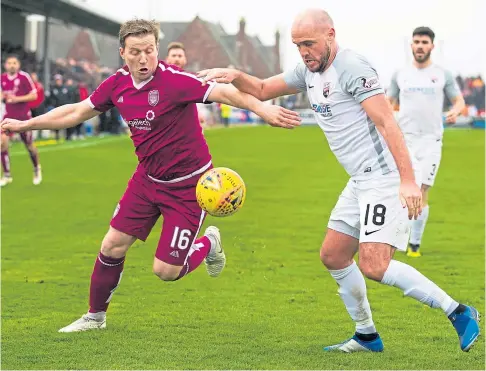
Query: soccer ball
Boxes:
[{"xmin": 196, "ymin": 167, "xmax": 246, "ymax": 217}]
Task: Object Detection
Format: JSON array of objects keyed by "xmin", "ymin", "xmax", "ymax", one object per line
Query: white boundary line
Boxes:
[
  {"xmin": 9, "ymin": 136, "xmax": 128, "ymax": 157},
  {"xmin": 9, "ymin": 124, "xmax": 264, "ymax": 157}
]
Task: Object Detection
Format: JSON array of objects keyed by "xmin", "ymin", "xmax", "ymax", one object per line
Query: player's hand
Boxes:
[
  {"xmin": 399, "ymin": 180, "xmax": 422, "ymax": 220},
  {"xmin": 445, "ymin": 109, "xmax": 459, "ymax": 124},
  {"xmin": 260, "ymin": 105, "xmax": 301, "ymax": 129},
  {"xmin": 6, "ymin": 95, "xmax": 19, "ymax": 104},
  {"xmin": 0, "ymin": 118, "xmax": 31, "ymax": 134},
  {"xmin": 197, "ymin": 68, "xmax": 239, "ymax": 86}
]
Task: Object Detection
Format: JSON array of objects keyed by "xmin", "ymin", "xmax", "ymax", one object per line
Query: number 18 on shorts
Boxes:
[{"xmin": 328, "ymin": 172, "xmax": 411, "ymax": 251}]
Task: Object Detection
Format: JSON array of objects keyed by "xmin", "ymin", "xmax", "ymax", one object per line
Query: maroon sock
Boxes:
[
  {"xmin": 88, "ymin": 252, "xmax": 125, "ymax": 313},
  {"xmin": 1, "ymin": 150, "xmax": 10, "ymax": 177},
  {"xmin": 176, "ymin": 236, "xmax": 211, "ymax": 280},
  {"xmin": 27, "ymin": 149, "xmax": 39, "ymax": 170}
]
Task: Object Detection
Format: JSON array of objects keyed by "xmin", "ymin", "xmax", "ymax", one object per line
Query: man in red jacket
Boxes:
[{"xmin": 28, "ymin": 72, "xmax": 45, "ymax": 116}]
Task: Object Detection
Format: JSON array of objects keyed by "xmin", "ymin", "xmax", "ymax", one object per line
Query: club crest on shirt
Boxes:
[
  {"xmin": 148, "ymin": 89, "xmax": 159, "ymax": 106},
  {"xmin": 323, "ymin": 82, "xmax": 331, "ymax": 98}
]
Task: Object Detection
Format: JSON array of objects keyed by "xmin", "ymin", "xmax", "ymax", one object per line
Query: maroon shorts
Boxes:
[{"xmin": 110, "ymin": 163, "xmax": 212, "ymax": 266}]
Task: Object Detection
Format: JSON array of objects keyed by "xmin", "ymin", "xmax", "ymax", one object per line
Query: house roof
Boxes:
[
  {"xmin": 248, "ymin": 36, "xmax": 275, "ymax": 75},
  {"xmin": 203, "ymin": 21, "xmax": 239, "ymax": 67},
  {"xmin": 159, "ymin": 22, "xmax": 190, "ymax": 56},
  {"xmin": 157, "ymin": 17, "xmax": 280, "ymax": 76}
]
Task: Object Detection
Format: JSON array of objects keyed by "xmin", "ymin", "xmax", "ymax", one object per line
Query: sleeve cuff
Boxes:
[
  {"xmin": 86, "ymin": 96, "xmax": 95, "ymax": 109},
  {"xmin": 356, "ymin": 88, "xmax": 384, "ymax": 103},
  {"xmin": 202, "ymin": 82, "xmax": 217, "ymax": 103}
]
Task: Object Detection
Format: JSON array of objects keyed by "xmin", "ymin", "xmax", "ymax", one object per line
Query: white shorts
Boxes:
[
  {"xmin": 327, "ymin": 171, "xmax": 411, "ymax": 251},
  {"xmin": 406, "ymin": 136, "xmax": 442, "ymax": 187}
]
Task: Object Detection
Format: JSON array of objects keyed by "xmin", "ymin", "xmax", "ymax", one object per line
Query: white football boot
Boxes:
[
  {"xmin": 58, "ymin": 313, "xmax": 106, "ymax": 333},
  {"xmin": 204, "ymin": 226, "xmax": 226, "ymax": 277},
  {"xmin": 33, "ymin": 166, "xmax": 42, "ymax": 185},
  {"xmin": 0, "ymin": 176, "xmax": 13, "ymax": 187}
]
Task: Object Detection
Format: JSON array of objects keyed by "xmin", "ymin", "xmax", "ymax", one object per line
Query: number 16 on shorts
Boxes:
[{"xmin": 170, "ymin": 226, "xmax": 192, "ymax": 250}]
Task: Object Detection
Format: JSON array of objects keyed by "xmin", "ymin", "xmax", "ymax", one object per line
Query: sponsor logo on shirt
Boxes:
[
  {"xmin": 311, "ymin": 103, "xmax": 332, "ymax": 117},
  {"xmin": 404, "ymin": 86, "xmax": 436, "ymax": 95},
  {"xmin": 124, "ymin": 110, "xmax": 156, "ymax": 131}
]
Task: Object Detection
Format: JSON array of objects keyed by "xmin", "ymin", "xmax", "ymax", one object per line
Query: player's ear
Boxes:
[
  {"xmin": 328, "ymin": 27, "xmax": 335, "ymax": 41},
  {"xmin": 119, "ymin": 47, "xmax": 125, "ymax": 59}
]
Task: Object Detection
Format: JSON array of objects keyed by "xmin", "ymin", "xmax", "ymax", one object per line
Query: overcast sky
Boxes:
[{"xmin": 66, "ymin": 0, "xmax": 484, "ymax": 84}]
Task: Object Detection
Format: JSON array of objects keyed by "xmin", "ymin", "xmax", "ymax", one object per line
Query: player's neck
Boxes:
[
  {"xmin": 323, "ymin": 42, "xmax": 339, "ymax": 72},
  {"xmin": 413, "ymin": 59, "xmax": 432, "ymax": 69},
  {"xmin": 7, "ymin": 72, "xmax": 18, "ymax": 78}
]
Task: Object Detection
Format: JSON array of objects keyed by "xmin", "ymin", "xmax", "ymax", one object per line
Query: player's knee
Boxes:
[
  {"xmin": 1, "ymin": 135, "xmax": 8, "ymax": 150},
  {"xmin": 100, "ymin": 229, "xmax": 133, "ymax": 258},
  {"xmin": 358, "ymin": 243, "xmax": 394, "ymax": 281},
  {"xmin": 320, "ymin": 246, "xmax": 346, "ymax": 270},
  {"xmin": 153, "ymin": 263, "xmax": 181, "ymax": 281},
  {"xmin": 358, "ymin": 259, "xmax": 389, "ymax": 282}
]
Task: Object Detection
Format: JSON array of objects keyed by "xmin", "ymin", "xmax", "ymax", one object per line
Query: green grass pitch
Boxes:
[{"xmin": 1, "ymin": 126, "xmax": 484, "ymax": 369}]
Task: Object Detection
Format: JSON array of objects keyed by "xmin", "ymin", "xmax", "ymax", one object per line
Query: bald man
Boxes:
[{"xmin": 197, "ymin": 9, "xmax": 480, "ymax": 353}]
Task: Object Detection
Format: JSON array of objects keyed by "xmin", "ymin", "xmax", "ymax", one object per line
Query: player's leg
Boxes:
[
  {"xmin": 408, "ymin": 139, "xmax": 441, "ymax": 256},
  {"xmin": 0, "ymin": 133, "xmax": 12, "ymax": 186},
  {"xmin": 20, "ymin": 131, "xmax": 41, "ymax": 185},
  {"xmin": 152, "ymin": 176, "xmax": 224, "ymax": 281},
  {"xmin": 360, "ymin": 242, "xmax": 480, "ymax": 351},
  {"xmin": 408, "ymin": 184, "xmax": 430, "ymax": 256},
  {"xmin": 152, "ymin": 211, "xmax": 222, "ymax": 281},
  {"xmin": 359, "ymin": 173, "xmax": 480, "ymax": 351},
  {"xmin": 59, "ymin": 169, "xmax": 160, "ymax": 332},
  {"xmin": 322, "ymin": 180, "xmax": 384, "ymax": 352}
]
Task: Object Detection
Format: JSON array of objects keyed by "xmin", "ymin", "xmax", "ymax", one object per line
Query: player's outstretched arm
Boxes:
[
  {"xmin": 0, "ymin": 100, "xmax": 100, "ymax": 133},
  {"xmin": 207, "ymin": 84, "xmax": 301, "ymax": 129},
  {"xmin": 197, "ymin": 68, "xmax": 298, "ymax": 101},
  {"xmin": 361, "ymin": 94, "xmax": 422, "ymax": 219}
]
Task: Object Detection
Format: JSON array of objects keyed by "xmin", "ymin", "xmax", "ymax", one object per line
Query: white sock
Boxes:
[
  {"xmin": 381, "ymin": 260, "xmax": 458, "ymax": 316},
  {"xmin": 86, "ymin": 311, "xmax": 106, "ymax": 321},
  {"xmin": 410, "ymin": 205, "xmax": 429, "ymax": 245},
  {"xmin": 329, "ymin": 261, "xmax": 377, "ymax": 334}
]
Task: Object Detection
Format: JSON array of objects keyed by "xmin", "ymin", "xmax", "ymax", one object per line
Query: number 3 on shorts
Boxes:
[{"xmin": 170, "ymin": 227, "xmax": 192, "ymax": 250}]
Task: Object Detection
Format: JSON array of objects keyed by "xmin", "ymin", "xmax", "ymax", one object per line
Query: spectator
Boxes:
[
  {"xmin": 45, "ymin": 74, "xmax": 77, "ymax": 140},
  {"xmin": 220, "ymin": 103, "xmax": 231, "ymax": 127}
]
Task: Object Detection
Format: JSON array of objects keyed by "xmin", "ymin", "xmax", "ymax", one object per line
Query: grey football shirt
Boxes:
[
  {"xmin": 284, "ymin": 48, "xmax": 396, "ymax": 180},
  {"xmin": 388, "ymin": 64, "xmax": 461, "ymax": 139}
]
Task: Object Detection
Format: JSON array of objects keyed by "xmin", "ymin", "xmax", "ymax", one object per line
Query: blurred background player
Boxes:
[
  {"xmin": 1, "ymin": 19, "xmax": 300, "ymax": 333},
  {"xmin": 387, "ymin": 27, "xmax": 465, "ymax": 257},
  {"xmin": 0, "ymin": 55, "xmax": 41, "ymax": 186},
  {"xmin": 166, "ymin": 41, "xmax": 208, "ymax": 128}
]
